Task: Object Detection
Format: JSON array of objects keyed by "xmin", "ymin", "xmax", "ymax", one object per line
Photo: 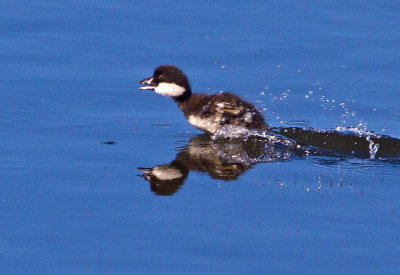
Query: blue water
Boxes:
[{"xmin": 1, "ymin": 0, "xmax": 400, "ymax": 273}]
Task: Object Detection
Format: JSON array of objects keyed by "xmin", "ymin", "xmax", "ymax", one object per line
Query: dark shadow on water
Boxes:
[{"xmin": 138, "ymin": 128, "xmax": 400, "ymax": 196}]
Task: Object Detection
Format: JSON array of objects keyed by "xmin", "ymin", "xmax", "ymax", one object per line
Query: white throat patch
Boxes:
[{"xmin": 154, "ymin": 83, "xmax": 186, "ymax": 97}]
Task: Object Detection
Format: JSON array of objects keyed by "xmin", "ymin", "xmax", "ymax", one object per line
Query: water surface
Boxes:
[{"xmin": 1, "ymin": 0, "xmax": 400, "ymax": 273}]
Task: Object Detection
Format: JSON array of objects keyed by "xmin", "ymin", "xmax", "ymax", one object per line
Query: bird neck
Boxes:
[{"xmin": 173, "ymin": 89, "xmax": 192, "ymax": 103}]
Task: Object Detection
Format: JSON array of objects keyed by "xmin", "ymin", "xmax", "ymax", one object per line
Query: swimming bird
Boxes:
[{"xmin": 139, "ymin": 65, "xmax": 267, "ymax": 134}]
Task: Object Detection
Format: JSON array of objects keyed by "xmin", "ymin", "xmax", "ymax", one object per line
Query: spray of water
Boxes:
[{"xmin": 366, "ymin": 136, "xmax": 380, "ymax": 159}]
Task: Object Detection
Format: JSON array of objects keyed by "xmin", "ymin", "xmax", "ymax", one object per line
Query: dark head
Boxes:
[{"xmin": 139, "ymin": 65, "xmax": 191, "ymax": 99}]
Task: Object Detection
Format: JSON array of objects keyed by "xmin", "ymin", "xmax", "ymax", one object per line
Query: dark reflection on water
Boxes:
[
  {"xmin": 138, "ymin": 134, "xmax": 267, "ymax": 195},
  {"xmin": 139, "ymin": 128, "xmax": 400, "ymax": 195}
]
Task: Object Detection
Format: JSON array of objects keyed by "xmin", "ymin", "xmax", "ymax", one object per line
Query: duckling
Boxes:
[{"xmin": 139, "ymin": 65, "xmax": 267, "ymax": 134}]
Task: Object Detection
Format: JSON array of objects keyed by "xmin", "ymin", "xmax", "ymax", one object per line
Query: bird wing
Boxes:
[{"xmin": 214, "ymin": 101, "xmax": 244, "ymax": 116}]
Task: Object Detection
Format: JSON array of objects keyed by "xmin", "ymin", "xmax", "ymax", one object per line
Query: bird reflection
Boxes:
[
  {"xmin": 138, "ymin": 134, "xmax": 291, "ymax": 195},
  {"xmin": 138, "ymin": 128, "xmax": 400, "ymax": 196}
]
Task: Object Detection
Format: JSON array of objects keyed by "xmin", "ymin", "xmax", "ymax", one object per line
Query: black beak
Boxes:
[
  {"xmin": 138, "ymin": 167, "xmax": 152, "ymax": 173},
  {"xmin": 138, "ymin": 77, "xmax": 156, "ymax": 90},
  {"xmin": 139, "ymin": 77, "xmax": 153, "ymax": 85}
]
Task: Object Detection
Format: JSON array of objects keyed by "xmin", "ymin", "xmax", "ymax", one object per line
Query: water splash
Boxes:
[
  {"xmin": 212, "ymin": 124, "xmax": 251, "ymax": 140},
  {"xmin": 335, "ymin": 126, "xmax": 381, "ymax": 159},
  {"xmin": 212, "ymin": 125, "xmax": 297, "ymax": 147},
  {"xmin": 334, "ymin": 125, "xmax": 378, "ymax": 137},
  {"xmin": 211, "ymin": 125, "xmax": 301, "ymax": 163},
  {"xmin": 366, "ymin": 136, "xmax": 380, "ymax": 160},
  {"xmin": 212, "ymin": 123, "xmax": 400, "ymax": 162}
]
